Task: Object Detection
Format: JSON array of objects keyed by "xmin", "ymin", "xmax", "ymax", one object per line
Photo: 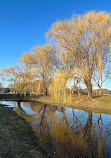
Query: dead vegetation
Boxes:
[{"xmin": 0, "ymin": 104, "xmax": 47, "ymax": 158}]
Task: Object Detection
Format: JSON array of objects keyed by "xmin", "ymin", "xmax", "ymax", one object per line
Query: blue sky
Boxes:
[{"xmin": 0, "ymin": 0, "xmax": 111, "ymax": 88}]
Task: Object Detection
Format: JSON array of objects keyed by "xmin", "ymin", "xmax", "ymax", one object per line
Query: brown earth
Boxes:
[{"xmin": 0, "ymin": 104, "xmax": 47, "ymax": 158}]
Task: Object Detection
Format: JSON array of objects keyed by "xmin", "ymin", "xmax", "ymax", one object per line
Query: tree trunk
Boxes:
[
  {"xmin": 45, "ymin": 87, "xmax": 48, "ymax": 95},
  {"xmin": 99, "ymin": 87, "xmax": 102, "ymax": 96},
  {"xmin": 43, "ymin": 82, "xmax": 48, "ymax": 96},
  {"xmin": 88, "ymin": 89, "xmax": 92, "ymax": 99},
  {"xmin": 85, "ymin": 80, "xmax": 92, "ymax": 99}
]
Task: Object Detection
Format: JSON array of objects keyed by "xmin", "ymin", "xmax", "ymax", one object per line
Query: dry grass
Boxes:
[
  {"xmin": 0, "ymin": 104, "xmax": 47, "ymax": 158},
  {"xmin": 36, "ymin": 95, "xmax": 111, "ymax": 114}
]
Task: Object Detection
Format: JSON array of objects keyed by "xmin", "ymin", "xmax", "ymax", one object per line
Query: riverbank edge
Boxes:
[
  {"xmin": 1, "ymin": 93, "xmax": 111, "ymax": 114},
  {"xmin": 0, "ymin": 104, "xmax": 48, "ymax": 158},
  {"xmin": 36, "ymin": 95, "xmax": 111, "ymax": 115}
]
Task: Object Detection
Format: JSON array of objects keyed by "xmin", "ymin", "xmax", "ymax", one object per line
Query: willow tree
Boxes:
[
  {"xmin": 20, "ymin": 44, "xmax": 59, "ymax": 95},
  {"xmin": 49, "ymin": 71, "xmax": 71, "ymax": 103},
  {"xmin": 48, "ymin": 43, "xmax": 80, "ymax": 102},
  {"xmin": 1, "ymin": 63, "xmax": 35, "ymax": 94},
  {"xmin": 1, "ymin": 66, "xmax": 17, "ymax": 87},
  {"xmin": 14, "ymin": 64, "xmax": 36, "ymax": 94},
  {"xmin": 93, "ymin": 59, "xmax": 111, "ymax": 96},
  {"xmin": 46, "ymin": 11, "xmax": 111, "ymax": 99}
]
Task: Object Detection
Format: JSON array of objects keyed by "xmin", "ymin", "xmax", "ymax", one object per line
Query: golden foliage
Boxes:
[
  {"xmin": 1, "ymin": 11, "xmax": 111, "ymax": 99},
  {"xmin": 46, "ymin": 11, "xmax": 111, "ymax": 98}
]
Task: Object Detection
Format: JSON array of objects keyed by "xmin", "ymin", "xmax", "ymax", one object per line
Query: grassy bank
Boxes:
[
  {"xmin": 0, "ymin": 104, "xmax": 47, "ymax": 158},
  {"xmin": 36, "ymin": 95, "xmax": 111, "ymax": 115}
]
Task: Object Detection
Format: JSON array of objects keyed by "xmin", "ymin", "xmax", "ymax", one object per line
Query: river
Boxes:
[{"xmin": 0, "ymin": 101, "xmax": 111, "ymax": 158}]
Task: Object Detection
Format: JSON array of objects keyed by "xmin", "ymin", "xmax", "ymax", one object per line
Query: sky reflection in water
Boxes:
[{"xmin": 1, "ymin": 101, "xmax": 111, "ymax": 158}]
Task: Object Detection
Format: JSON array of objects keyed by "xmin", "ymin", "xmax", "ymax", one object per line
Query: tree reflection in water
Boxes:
[{"xmin": 14, "ymin": 102, "xmax": 111, "ymax": 158}]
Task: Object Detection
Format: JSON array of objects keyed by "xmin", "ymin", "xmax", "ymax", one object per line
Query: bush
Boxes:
[{"xmin": 5, "ymin": 88, "xmax": 10, "ymax": 93}]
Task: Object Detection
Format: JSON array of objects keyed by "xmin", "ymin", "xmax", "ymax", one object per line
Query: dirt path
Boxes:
[{"xmin": 0, "ymin": 105, "xmax": 47, "ymax": 158}]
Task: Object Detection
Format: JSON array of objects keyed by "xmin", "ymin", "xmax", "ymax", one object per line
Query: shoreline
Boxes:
[
  {"xmin": 1, "ymin": 93, "xmax": 111, "ymax": 114},
  {"xmin": 36, "ymin": 95, "xmax": 111, "ymax": 115}
]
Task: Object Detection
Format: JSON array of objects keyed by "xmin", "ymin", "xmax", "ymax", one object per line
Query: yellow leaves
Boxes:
[
  {"xmin": 55, "ymin": 21, "xmax": 63, "ymax": 29},
  {"xmin": 96, "ymin": 11, "xmax": 110, "ymax": 23},
  {"xmin": 1, "ymin": 66, "xmax": 17, "ymax": 82},
  {"xmin": 29, "ymin": 80, "xmax": 43, "ymax": 95},
  {"xmin": 1, "ymin": 66, "xmax": 16, "ymax": 74},
  {"xmin": 20, "ymin": 53, "xmax": 34, "ymax": 64},
  {"xmin": 1, "ymin": 11, "xmax": 111, "ymax": 99},
  {"xmin": 46, "ymin": 11, "xmax": 111, "ymax": 90},
  {"xmin": 49, "ymin": 71, "xmax": 73, "ymax": 103},
  {"xmin": 97, "ymin": 53, "xmax": 103, "ymax": 81}
]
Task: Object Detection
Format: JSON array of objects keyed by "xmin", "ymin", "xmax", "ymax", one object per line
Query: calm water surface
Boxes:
[{"xmin": 0, "ymin": 101, "xmax": 111, "ymax": 158}]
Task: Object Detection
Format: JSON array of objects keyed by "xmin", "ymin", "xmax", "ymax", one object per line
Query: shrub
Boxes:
[{"xmin": 5, "ymin": 88, "xmax": 10, "ymax": 93}]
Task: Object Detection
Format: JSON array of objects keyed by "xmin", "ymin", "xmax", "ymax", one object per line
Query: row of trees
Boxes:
[{"xmin": 1, "ymin": 11, "xmax": 111, "ymax": 99}]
